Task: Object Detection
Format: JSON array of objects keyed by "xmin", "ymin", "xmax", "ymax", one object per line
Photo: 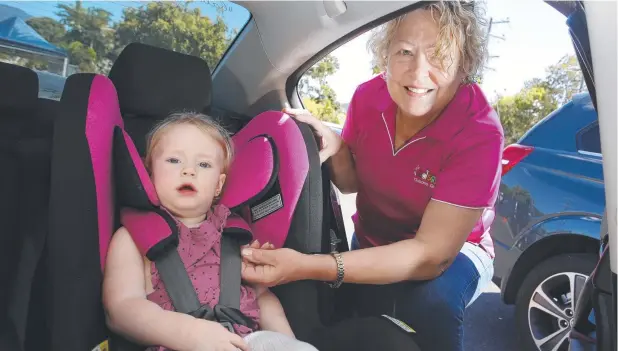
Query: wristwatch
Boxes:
[{"xmin": 328, "ymin": 251, "xmax": 345, "ymax": 288}]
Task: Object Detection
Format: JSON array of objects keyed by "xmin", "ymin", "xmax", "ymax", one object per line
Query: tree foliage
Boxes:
[
  {"xmin": 23, "ymin": 0, "xmax": 235, "ymax": 74},
  {"xmin": 299, "ymin": 54, "xmax": 343, "ymax": 124},
  {"xmin": 113, "ymin": 2, "xmax": 232, "ymax": 70},
  {"xmin": 17, "ymin": 1, "xmax": 344, "ymax": 123},
  {"xmin": 492, "ymin": 54, "xmax": 584, "ymax": 144}
]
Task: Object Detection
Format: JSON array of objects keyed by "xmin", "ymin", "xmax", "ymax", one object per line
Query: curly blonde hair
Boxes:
[
  {"xmin": 144, "ymin": 112, "xmax": 234, "ymax": 174},
  {"xmin": 367, "ymin": 0, "xmax": 488, "ymax": 83}
]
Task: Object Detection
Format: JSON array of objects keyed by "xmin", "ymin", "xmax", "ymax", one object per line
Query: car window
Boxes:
[
  {"xmin": 0, "ymin": 1, "xmax": 250, "ymax": 100},
  {"xmin": 578, "ymin": 123, "xmax": 602, "ymax": 154}
]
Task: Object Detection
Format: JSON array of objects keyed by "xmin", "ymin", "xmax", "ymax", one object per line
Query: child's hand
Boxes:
[{"xmin": 187, "ymin": 319, "xmax": 248, "ymax": 351}]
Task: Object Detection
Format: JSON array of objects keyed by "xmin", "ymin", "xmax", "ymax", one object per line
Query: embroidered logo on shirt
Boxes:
[{"xmin": 413, "ymin": 165, "xmax": 437, "ymax": 188}]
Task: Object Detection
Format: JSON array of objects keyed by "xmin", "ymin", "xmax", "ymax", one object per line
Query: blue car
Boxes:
[{"xmin": 491, "ymin": 92, "xmax": 604, "ymax": 351}]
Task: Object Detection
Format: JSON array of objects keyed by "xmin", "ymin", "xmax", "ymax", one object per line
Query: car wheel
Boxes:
[{"xmin": 515, "ymin": 253, "xmax": 597, "ymax": 351}]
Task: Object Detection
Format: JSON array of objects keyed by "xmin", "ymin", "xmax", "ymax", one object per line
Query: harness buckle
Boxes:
[{"xmin": 188, "ymin": 304, "xmax": 214, "ymax": 320}]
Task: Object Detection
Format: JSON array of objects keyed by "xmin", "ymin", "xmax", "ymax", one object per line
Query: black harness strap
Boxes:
[
  {"xmin": 154, "ymin": 228, "xmax": 256, "ymax": 332},
  {"xmin": 155, "ymin": 249, "xmax": 202, "ymax": 314},
  {"xmin": 219, "ymin": 235, "xmax": 242, "ymax": 309}
]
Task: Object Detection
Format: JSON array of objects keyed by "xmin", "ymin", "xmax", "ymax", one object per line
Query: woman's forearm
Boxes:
[
  {"xmin": 106, "ymin": 297, "xmax": 199, "ymax": 351},
  {"xmin": 301, "ymin": 238, "xmax": 445, "ymax": 285},
  {"xmin": 328, "ymin": 143, "xmax": 358, "ymax": 194}
]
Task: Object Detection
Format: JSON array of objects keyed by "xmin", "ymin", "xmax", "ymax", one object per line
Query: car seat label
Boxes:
[
  {"xmin": 91, "ymin": 340, "xmax": 109, "ymax": 351},
  {"xmin": 250, "ymin": 193, "xmax": 283, "ymax": 221},
  {"xmin": 381, "ymin": 315, "xmax": 416, "ymax": 333}
]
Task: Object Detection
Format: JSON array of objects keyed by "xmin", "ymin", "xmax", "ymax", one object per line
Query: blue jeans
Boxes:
[{"xmin": 349, "ymin": 234, "xmax": 494, "ymax": 351}]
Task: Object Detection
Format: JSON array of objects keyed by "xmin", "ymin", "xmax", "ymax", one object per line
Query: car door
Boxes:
[{"xmin": 545, "ymin": 1, "xmax": 617, "ymax": 350}]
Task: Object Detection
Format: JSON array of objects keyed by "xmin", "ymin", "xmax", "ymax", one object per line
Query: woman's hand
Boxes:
[
  {"xmin": 187, "ymin": 319, "xmax": 248, "ymax": 351},
  {"xmin": 283, "ymin": 108, "xmax": 343, "ymax": 163},
  {"xmin": 241, "ymin": 247, "xmax": 305, "ymax": 287}
]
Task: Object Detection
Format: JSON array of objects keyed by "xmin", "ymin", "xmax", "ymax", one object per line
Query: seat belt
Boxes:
[
  {"xmin": 218, "ymin": 235, "xmax": 241, "ymax": 309},
  {"xmin": 155, "ymin": 249, "xmax": 202, "ymax": 314},
  {"xmin": 154, "ymin": 230, "xmax": 255, "ymax": 332}
]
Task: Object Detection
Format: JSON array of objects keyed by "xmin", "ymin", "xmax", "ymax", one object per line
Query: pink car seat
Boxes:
[
  {"xmin": 41, "ymin": 43, "xmax": 341, "ymax": 351},
  {"xmin": 107, "ymin": 43, "xmax": 338, "ymax": 341}
]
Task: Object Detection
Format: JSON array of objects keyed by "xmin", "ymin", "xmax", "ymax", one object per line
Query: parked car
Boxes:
[{"xmin": 492, "ymin": 92, "xmax": 605, "ymax": 351}]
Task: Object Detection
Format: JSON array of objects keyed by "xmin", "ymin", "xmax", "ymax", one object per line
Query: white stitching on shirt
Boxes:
[
  {"xmin": 430, "ymin": 198, "xmax": 489, "ymax": 210},
  {"xmin": 381, "ymin": 112, "xmax": 426, "ymax": 156}
]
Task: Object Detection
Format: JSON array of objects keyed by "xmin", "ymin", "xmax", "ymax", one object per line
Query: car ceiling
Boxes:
[{"xmin": 212, "ymin": 1, "xmax": 417, "ymax": 117}]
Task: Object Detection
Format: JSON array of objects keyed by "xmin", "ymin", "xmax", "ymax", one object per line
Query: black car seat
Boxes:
[
  {"xmin": 107, "ymin": 43, "xmax": 335, "ymax": 340},
  {"xmin": 0, "ymin": 62, "xmax": 39, "ymax": 348},
  {"xmin": 0, "ymin": 63, "xmax": 56, "ymax": 351}
]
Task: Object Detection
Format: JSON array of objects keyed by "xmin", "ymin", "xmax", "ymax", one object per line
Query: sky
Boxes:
[
  {"xmin": 327, "ymin": 0, "xmax": 576, "ymax": 103},
  {"xmin": 2, "ymin": 0, "xmax": 575, "ymax": 104}
]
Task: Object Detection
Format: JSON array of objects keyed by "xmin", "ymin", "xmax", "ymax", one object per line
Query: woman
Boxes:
[{"xmin": 242, "ymin": 1, "xmax": 503, "ymax": 350}]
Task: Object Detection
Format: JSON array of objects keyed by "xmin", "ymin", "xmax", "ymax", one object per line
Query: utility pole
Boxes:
[{"xmin": 482, "ymin": 17, "xmax": 510, "ymax": 77}]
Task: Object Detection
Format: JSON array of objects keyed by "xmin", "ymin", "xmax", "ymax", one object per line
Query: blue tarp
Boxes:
[{"xmin": 0, "ymin": 16, "xmax": 67, "ymax": 58}]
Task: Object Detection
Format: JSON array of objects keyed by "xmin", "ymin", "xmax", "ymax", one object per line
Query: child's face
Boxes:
[{"xmin": 150, "ymin": 123, "xmax": 227, "ymax": 220}]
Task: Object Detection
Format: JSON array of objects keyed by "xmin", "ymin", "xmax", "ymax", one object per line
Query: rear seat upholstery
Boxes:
[
  {"xmin": 0, "ymin": 62, "xmax": 39, "ymax": 340},
  {"xmin": 0, "ymin": 62, "xmax": 56, "ymax": 350}
]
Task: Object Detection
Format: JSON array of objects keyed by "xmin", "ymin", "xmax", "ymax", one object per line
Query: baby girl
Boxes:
[{"xmin": 102, "ymin": 113, "xmax": 318, "ymax": 351}]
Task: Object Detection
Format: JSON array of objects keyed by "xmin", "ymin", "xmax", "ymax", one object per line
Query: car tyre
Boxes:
[{"xmin": 515, "ymin": 253, "xmax": 597, "ymax": 351}]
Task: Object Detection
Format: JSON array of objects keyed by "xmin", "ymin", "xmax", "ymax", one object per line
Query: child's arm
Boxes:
[
  {"xmin": 255, "ymin": 285, "xmax": 295, "ymax": 338},
  {"xmin": 103, "ymin": 227, "xmax": 247, "ymax": 351}
]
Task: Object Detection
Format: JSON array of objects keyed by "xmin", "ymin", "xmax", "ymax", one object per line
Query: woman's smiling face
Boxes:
[{"xmin": 385, "ymin": 8, "xmax": 465, "ymax": 120}]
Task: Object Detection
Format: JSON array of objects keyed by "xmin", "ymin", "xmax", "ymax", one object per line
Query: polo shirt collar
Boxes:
[{"xmin": 376, "ymin": 80, "xmax": 482, "ymax": 142}]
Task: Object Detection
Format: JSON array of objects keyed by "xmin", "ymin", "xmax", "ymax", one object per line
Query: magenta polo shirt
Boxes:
[{"xmin": 341, "ymin": 75, "xmax": 504, "ymax": 257}]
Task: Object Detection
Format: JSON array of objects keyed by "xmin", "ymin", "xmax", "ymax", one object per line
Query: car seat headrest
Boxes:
[
  {"xmin": 108, "ymin": 43, "xmax": 212, "ymax": 118},
  {"xmin": 0, "ymin": 62, "xmax": 38, "ymax": 111},
  {"xmin": 220, "ymin": 135, "xmax": 278, "ymax": 210},
  {"xmin": 221, "ymin": 111, "xmax": 310, "ymax": 249}
]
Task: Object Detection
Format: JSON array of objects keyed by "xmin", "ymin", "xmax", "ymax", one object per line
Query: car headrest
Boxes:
[
  {"xmin": 220, "ymin": 111, "xmax": 310, "ymax": 249},
  {"xmin": 108, "ymin": 42, "xmax": 212, "ymax": 118},
  {"xmin": 220, "ymin": 135, "xmax": 278, "ymax": 210},
  {"xmin": 0, "ymin": 62, "xmax": 38, "ymax": 111}
]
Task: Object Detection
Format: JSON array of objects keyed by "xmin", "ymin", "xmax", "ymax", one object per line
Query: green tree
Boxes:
[
  {"xmin": 56, "ymin": 1, "xmax": 114, "ymax": 55},
  {"xmin": 27, "ymin": 17, "xmax": 67, "ymax": 44},
  {"xmin": 46, "ymin": 1, "xmax": 115, "ymax": 73},
  {"xmin": 493, "ymin": 54, "xmax": 583, "ymax": 144},
  {"xmin": 299, "ymin": 54, "xmax": 342, "ymax": 123},
  {"xmin": 544, "ymin": 54, "xmax": 585, "ymax": 105},
  {"xmin": 493, "ymin": 82, "xmax": 557, "ymax": 144},
  {"xmin": 372, "ymin": 65, "xmax": 381, "ymax": 74},
  {"xmin": 113, "ymin": 2, "xmax": 232, "ymax": 71}
]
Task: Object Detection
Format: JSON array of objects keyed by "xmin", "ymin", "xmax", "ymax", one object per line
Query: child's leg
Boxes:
[{"xmin": 244, "ymin": 331, "xmax": 319, "ymax": 351}]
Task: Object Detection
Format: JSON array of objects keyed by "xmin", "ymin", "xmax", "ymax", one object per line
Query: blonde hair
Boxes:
[
  {"xmin": 367, "ymin": 0, "xmax": 488, "ymax": 83},
  {"xmin": 144, "ymin": 112, "xmax": 234, "ymax": 174}
]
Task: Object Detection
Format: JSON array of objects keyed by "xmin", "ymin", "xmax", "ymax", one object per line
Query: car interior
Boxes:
[{"xmin": 0, "ymin": 1, "xmax": 615, "ymax": 351}]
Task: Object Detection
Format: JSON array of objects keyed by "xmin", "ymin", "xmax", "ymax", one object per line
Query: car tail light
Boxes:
[{"xmin": 502, "ymin": 144, "xmax": 534, "ymax": 175}]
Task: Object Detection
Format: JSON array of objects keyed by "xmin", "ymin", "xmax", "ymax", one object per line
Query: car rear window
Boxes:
[
  {"xmin": 0, "ymin": 1, "xmax": 250, "ymax": 100},
  {"xmin": 578, "ymin": 123, "xmax": 601, "ymax": 154}
]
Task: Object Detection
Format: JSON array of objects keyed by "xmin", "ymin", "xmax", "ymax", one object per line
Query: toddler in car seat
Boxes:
[{"xmin": 102, "ymin": 113, "xmax": 318, "ymax": 351}]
